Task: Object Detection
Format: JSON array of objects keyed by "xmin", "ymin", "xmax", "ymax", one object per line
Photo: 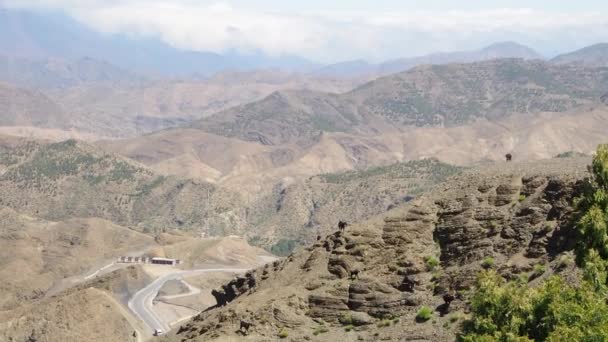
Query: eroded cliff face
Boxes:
[{"xmin": 168, "ymin": 158, "xmax": 589, "ymax": 342}]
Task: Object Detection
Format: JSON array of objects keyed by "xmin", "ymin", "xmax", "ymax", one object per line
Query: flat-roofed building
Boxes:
[{"xmin": 151, "ymin": 257, "xmax": 178, "ymax": 266}]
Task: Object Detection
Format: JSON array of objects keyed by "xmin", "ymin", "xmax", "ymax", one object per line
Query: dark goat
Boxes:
[{"xmin": 239, "ymin": 320, "xmax": 253, "ymax": 335}]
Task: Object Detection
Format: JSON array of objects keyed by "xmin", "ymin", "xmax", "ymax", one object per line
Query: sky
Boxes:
[{"xmin": 2, "ymin": 0, "xmax": 608, "ymax": 62}]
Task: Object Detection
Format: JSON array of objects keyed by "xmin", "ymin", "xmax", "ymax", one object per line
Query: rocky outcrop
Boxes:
[
  {"xmin": 348, "ymin": 279, "xmax": 419, "ymax": 317},
  {"xmin": 174, "ymin": 159, "xmax": 590, "ymax": 342},
  {"xmin": 211, "ymin": 271, "xmax": 257, "ymax": 307},
  {"xmin": 433, "ymin": 174, "xmax": 583, "ymax": 291}
]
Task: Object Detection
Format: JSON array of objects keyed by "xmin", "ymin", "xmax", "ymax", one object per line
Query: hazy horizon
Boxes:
[{"xmin": 1, "ymin": 0, "xmax": 607, "ymax": 64}]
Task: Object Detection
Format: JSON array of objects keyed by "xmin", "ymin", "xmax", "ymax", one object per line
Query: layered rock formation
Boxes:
[{"xmin": 167, "ymin": 157, "xmax": 589, "ymax": 342}]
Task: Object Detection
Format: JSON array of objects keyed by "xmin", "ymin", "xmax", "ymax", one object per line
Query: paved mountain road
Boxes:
[{"xmin": 128, "ymin": 268, "xmax": 248, "ymax": 335}]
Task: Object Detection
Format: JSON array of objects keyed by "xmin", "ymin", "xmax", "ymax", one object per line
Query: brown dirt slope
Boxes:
[
  {"xmin": 0, "ymin": 266, "xmax": 151, "ymax": 342},
  {"xmin": 0, "ymin": 288, "xmax": 137, "ymax": 342},
  {"xmin": 0, "ymin": 206, "xmax": 154, "ymax": 311},
  {"xmin": 0, "ymin": 82, "xmax": 65, "ymax": 127}
]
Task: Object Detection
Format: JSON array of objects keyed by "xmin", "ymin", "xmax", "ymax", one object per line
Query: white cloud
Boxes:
[{"xmin": 3, "ymin": 0, "xmax": 608, "ymax": 61}]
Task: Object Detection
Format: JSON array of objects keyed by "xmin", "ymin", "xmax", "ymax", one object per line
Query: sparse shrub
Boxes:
[
  {"xmin": 449, "ymin": 313, "xmax": 463, "ymax": 323},
  {"xmin": 416, "ymin": 306, "xmax": 433, "ymax": 322},
  {"xmin": 555, "ymin": 151, "xmax": 587, "ymax": 158},
  {"xmin": 431, "ymin": 269, "xmax": 444, "ymax": 280},
  {"xmin": 557, "ymin": 254, "xmax": 574, "ymax": 270},
  {"xmin": 518, "ymin": 194, "xmax": 526, "ymax": 202},
  {"xmin": 278, "ymin": 328, "xmax": 289, "ymax": 338},
  {"xmin": 313, "ymin": 325, "xmax": 329, "ymax": 335},
  {"xmin": 517, "ymin": 273, "xmax": 529, "ymax": 284},
  {"xmin": 531, "ymin": 264, "xmax": 546, "ymax": 278},
  {"xmin": 425, "ymin": 255, "xmax": 440, "ymax": 271},
  {"xmin": 487, "ymin": 220, "xmax": 498, "ymax": 231},
  {"xmin": 376, "ymin": 320, "xmax": 391, "ymax": 328},
  {"xmin": 481, "ymin": 256, "xmax": 494, "ymax": 269},
  {"xmin": 339, "ymin": 313, "xmax": 353, "ymax": 325},
  {"xmin": 344, "ymin": 324, "xmax": 354, "ymax": 332},
  {"xmin": 270, "ymin": 239, "xmax": 300, "ymax": 256}
]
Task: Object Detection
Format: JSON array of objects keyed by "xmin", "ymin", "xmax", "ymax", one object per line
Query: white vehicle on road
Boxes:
[{"xmin": 154, "ymin": 329, "xmax": 163, "ymax": 336}]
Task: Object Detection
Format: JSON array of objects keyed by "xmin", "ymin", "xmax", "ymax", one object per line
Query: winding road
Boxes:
[{"xmin": 128, "ymin": 268, "xmax": 248, "ymax": 335}]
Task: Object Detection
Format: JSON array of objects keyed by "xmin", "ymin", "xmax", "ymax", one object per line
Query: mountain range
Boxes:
[
  {"xmin": 550, "ymin": 43, "xmax": 608, "ymax": 67},
  {"xmin": 313, "ymin": 41, "xmax": 544, "ymax": 77},
  {"xmin": 3, "ymin": 7, "xmax": 604, "ymax": 79},
  {"xmin": 193, "ymin": 58, "xmax": 608, "ymax": 146}
]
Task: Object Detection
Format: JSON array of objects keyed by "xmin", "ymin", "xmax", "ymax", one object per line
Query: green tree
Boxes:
[{"xmin": 576, "ymin": 144, "xmax": 608, "ymax": 264}]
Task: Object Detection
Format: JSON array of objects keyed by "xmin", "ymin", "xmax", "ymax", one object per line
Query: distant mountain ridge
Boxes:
[
  {"xmin": 194, "ymin": 58, "xmax": 608, "ymax": 145},
  {"xmin": 551, "ymin": 43, "xmax": 608, "ymax": 67},
  {"xmin": 0, "ymin": 55, "xmax": 144, "ymax": 88},
  {"xmin": 313, "ymin": 41, "xmax": 544, "ymax": 77}
]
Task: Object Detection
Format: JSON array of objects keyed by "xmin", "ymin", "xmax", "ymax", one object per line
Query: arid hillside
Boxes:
[
  {"xmin": 0, "ymin": 206, "xmax": 154, "ymax": 311},
  {"xmin": 99, "ymin": 59, "xmax": 608, "ymax": 200},
  {"xmin": 0, "ymin": 82, "xmax": 66, "ymax": 127},
  {"xmin": 0, "ymin": 134, "xmax": 466, "ymax": 252},
  {"xmin": 0, "ymin": 214, "xmax": 273, "ymax": 342},
  {"xmin": 104, "ymin": 100, "xmax": 608, "ymax": 194},
  {"xmin": 0, "ymin": 136, "xmax": 228, "ymax": 234},
  {"xmin": 0, "ymin": 55, "xmax": 365, "ymax": 139},
  {"xmin": 193, "ymin": 59, "xmax": 608, "ymax": 145},
  {"xmin": 162, "ymin": 156, "xmax": 590, "ymax": 341},
  {"xmin": 551, "ymin": 43, "xmax": 608, "ymax": 67},
  {"xmin": 244, "ymin": 159, "xmax": 462, "ymax": 252}
]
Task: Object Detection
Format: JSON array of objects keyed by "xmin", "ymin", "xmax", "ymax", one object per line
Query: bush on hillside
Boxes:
[
  {"xmin": 270, "ymin": 239, "xmax": 300, "ymax": 256},
  {"xmin": 459, "ymin": 269, "xmax": 608, "ymax": 341},
  {"xmin": 416, "ymin": 306, "xmax": 433, "ymax": 322},
  {"xmin": 425, "ymin": 255, "xmax": 440, "ymax": 271}
]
